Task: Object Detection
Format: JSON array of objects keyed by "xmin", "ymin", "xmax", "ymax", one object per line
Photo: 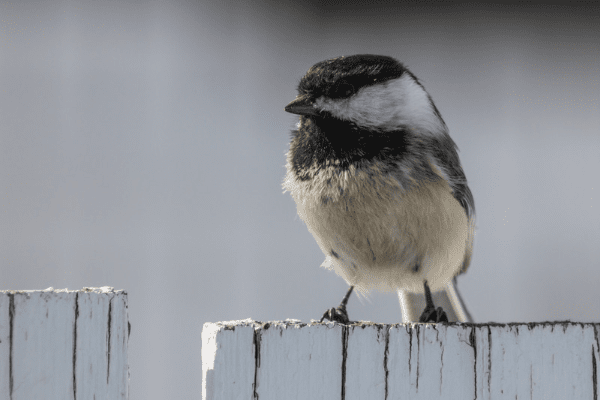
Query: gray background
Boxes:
[{"xmin": 1, "ymin": 0, "xmax": 599, "ymax": 398}]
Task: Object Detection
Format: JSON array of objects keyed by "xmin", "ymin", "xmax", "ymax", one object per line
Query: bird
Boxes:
[{"xmin": 282, "ymin": 54, "xmax": 475, "ymax": 323}]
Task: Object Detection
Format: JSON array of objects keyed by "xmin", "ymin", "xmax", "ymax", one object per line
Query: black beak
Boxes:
[{"xmin": 284, "ymin": 95, "xmax": 320, "ymax": 116}]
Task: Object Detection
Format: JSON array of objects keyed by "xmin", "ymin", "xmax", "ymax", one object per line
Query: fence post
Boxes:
[
  {"xmin": 202, "ymin": 319, "xmax": 600, "ymax": 399},
  {"xmin": 0, "ymin": 287, "xmax": 129, "ymax": 399}
]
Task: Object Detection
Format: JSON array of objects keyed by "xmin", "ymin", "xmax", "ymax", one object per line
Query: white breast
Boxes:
[{"xmin": 283, "ymin": 160, "xmax": 471, "ymax": 296}]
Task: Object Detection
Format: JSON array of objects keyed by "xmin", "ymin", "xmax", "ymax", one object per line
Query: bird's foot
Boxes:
[
  {"xmin": 319, "ymin": 286, "xmax": 354, "ymax": 324},
  {"xmin": 418, "ymin": 280, "xmax": 449, "ymax": 323},
  {"xmin": 419, "ymin": 305, "xmax": 449, "ymax": 323},
  {"xmin": 319, "ymin": 305, "xmax": 350, "ymax": 324}
]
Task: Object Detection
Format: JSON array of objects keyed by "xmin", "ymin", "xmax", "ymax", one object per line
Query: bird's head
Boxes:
[{"xmin": 285, "ymin": 54, "xmax": 446, "ymax": 136}]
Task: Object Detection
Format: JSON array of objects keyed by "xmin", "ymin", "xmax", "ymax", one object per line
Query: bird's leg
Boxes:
[
  {"xmin": 418, "ymin": 280, "xmax": 449, "ymax": 323},
  {"xmin": 320, "ymin": 286, "xmax": 354, "ymax": 324}
]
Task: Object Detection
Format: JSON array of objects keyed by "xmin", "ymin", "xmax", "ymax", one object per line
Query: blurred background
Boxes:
[{"xmin": 1, "ymin": 0, "xmax": 599, "ymax": 398}]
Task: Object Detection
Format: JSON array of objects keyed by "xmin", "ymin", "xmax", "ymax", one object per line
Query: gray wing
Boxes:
[{"xmin": 434, "ymin": 133, "xmax": 475, "ymax": 219}]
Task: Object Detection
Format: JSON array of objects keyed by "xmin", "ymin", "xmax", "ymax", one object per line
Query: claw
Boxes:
[
  {"xmin": 319, "ymin": 286, "xmax": 354, "ymax": 324},
  {"xmin": 419, "ymin": 280, "xmax": 448, "ymax": 323}
]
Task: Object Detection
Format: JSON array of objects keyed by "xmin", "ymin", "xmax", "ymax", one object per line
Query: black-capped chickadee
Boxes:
[{"xmin": 283, "ymin": 54, "xmax": 475, "ymax": 323}]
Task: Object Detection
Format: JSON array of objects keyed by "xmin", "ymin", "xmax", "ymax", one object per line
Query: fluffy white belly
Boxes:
[{"xmin": 285, "ymin": 164, "xmax": 469, "ymax": 295}]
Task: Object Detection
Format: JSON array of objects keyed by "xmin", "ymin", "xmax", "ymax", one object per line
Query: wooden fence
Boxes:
[
  {"xmin": 203, "ymin": 318, "xmax": 599, "ymax": 400},
  {"xmin": 0, "ymin": 287, "xmax": 129, "ymax": 399}
]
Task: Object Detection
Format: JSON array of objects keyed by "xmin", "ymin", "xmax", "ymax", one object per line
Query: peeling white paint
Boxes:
[
  {"xmin": 0, "ymin": 288, "xmax": 129, "ymax": 399},
  {"xmin": 202, "ymin": 320, "xmax": 600, "ymax": 400}
]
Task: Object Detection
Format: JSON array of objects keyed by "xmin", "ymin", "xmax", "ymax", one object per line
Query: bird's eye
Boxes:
[{"xmin": 330, "ymin": 80, "xmax": 355, "ymax": 98}]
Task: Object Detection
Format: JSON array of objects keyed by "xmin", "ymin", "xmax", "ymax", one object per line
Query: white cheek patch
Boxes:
[{"xmin": 314, "ymin": 74, "xmax": 446, "ymax": 136}]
